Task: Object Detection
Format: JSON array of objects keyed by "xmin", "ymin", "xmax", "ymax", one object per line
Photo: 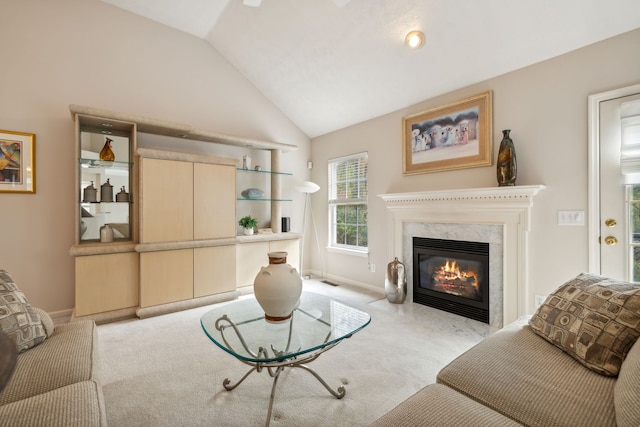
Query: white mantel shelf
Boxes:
[
  {"xmin": 379, "ymin": 184, "xmax": 546, "ymax": 326},
  {"xmin": 378, "ymin": 185, "xmax": 546, "ymax": 204}
]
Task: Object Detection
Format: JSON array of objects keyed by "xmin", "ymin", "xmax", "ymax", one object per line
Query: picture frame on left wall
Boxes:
[{"xmin": 0, "ymin": 130, "xmax": 35, "ymax": 194}]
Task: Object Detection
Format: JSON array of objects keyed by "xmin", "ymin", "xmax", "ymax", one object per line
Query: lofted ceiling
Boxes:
[{"xmin": 101, "ymin": 0, "xmax": 640, "ymax": 138}]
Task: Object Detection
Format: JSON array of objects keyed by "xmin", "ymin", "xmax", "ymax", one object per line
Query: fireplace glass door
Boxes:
[{"xmin": 413, "ymin": 237, "xmax": 489, "ymax": 323}]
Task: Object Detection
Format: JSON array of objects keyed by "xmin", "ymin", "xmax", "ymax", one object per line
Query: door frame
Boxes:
[{"xmin": 588, "ymin": 83, "xmax": 640, "ymax": 274}]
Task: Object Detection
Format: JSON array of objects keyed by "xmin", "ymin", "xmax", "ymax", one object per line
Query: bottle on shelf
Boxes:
[{"xmin": 99, "ymin": 137, "xmax": 115, "ymax": 161}]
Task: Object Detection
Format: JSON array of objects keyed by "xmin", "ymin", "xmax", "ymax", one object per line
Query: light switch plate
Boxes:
[{"xmin": 557, "ymin": 210, "xmax": 585, "ymax": 226}]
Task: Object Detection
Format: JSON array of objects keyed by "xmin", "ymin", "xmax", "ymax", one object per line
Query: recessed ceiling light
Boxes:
[{"xmin": 405, "ymin": 30, "xmax": 426, "ymax": 49}]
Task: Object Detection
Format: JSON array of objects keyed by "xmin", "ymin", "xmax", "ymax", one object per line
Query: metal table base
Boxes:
[{"xmin": 215, "ymin": 314, "xmax": 347, "ymax": 426}]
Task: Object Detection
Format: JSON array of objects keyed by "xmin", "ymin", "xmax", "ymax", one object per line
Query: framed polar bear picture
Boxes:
[{"xmin": 402, "ymin": 91, "xmax": 492, "ymax": 175}]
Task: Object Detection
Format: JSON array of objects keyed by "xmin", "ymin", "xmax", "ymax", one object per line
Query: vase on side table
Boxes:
[{"xmin": 254, "ymin": 252, "xmax": 302, "ymax": 323}]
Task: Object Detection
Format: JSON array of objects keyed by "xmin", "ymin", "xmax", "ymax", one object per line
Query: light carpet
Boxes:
[{"xmin": 98, "ymin": 280, "xmax": 493, "ymax": 426}]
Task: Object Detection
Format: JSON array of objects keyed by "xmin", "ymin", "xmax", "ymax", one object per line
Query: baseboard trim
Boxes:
[
  {"xmin": 49, "ymin": 308, "xmax": 74, "ymax": 325},
  {"xmin": 136, "ymin": 290, "xmax": 241, "ymax": 319},
  {"xmin": 307, "ymin": 270, "xmax": 385, "ymax": 299},
  {"xmin": 72, "ymin": 307, "xmax": 138, "ymax": 325}
]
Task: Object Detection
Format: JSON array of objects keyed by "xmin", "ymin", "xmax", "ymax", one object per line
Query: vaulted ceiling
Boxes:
[{"xmin": 101, "ymin": 0, "xmax": 640, "ymax": 138}]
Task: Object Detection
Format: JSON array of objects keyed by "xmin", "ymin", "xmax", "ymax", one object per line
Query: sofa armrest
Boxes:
[
  {"xmin": 0, "ymin": 320, "xmax": 98, "ymax": 405},
  {"xmin": 0, "ymin": 381, "xmax": 107, "ymax": 426},
  {"xmin": 370, "ymin": 384, "xmax": 522, "ymax": 427}
]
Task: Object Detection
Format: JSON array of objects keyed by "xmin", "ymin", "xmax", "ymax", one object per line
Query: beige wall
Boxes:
[
  {"xmin": 3, "ymin": 1, "xmax": 639, "ymax": 318},
  {"xmin": 0, "ymin": 0, "xmax": 311, "ymax": 313},
  {"xmin": 311, "ymin": 29, "xmax": 640, "ymax": 313}
]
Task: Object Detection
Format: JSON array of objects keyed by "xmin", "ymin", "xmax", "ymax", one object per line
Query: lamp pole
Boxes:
[{"xmin": 296, "ymin": 181, "xmax": 320, "ymax": 279}]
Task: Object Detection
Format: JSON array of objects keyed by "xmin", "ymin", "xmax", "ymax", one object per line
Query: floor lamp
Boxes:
[{"xmin": 296, "ymin": 181, "xmax": 320, "ymax": 279}]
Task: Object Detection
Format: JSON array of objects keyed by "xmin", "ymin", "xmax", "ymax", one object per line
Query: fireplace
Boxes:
[
  {"xmin": 413, "ymin": 237, "xmax": 489, "ymax": 323},
  {"xmin": 380, "ymin": 186, "xmax": 545, "ymax": 327}
]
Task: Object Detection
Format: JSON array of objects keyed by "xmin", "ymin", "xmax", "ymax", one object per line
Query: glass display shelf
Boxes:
[
  {"xmin": 80, "ymin": 201, "xmax": 133, "ymax": 204},
  {"xmin": 236, "ymin": 198, "xmax": 292, "ymax": 202},
  {"xmin": 236, "ymin": 168, "xmax": 292, "ymax": 176},
  {"xmin": 80, "ymin": 158, "xmax": 131, "ymax": 170}
]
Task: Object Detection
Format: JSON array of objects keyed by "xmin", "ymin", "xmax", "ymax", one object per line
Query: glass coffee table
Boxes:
[{"xmin": 200, "ymin": 292, "xmax": 371, "ymax": 426}]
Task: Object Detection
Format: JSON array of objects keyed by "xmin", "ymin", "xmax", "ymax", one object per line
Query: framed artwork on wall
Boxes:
[
  {"xmin": 402, "ymin": 91, "xmax": 492, "ymax": 175},
  {"xmin": 0, "ymin": 130, "xmax": 35, "ymax": 194}
]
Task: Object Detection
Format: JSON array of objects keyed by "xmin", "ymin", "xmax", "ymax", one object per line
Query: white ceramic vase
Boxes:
[{"xmin": 254, "ymin": 251, "xmax": 302, "ymax": 323}]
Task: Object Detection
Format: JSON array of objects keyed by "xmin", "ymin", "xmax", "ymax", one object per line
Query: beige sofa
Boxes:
[
  {"xmin": 373, "ymin": 273, "xmax": 640, "ymax": 426},
  {"xmin": 0, "ymin": 312, "xmax": 107, "ymax": 426},
  {"xmin": 371, "ymin": 315, "xmax": 640, "ymax": 426}
]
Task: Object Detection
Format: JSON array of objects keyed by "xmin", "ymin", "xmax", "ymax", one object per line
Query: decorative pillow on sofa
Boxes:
[
  {"xmin": 0, "ymin": 269, "xmax": 46, "ymax": 353},
  {"xmin": 33, "ymin": 306, "xmax": 55, "ymax": 337},
  {"xmin": 529, "ymin": 272, "xmax": 640, "ymax": 376}
]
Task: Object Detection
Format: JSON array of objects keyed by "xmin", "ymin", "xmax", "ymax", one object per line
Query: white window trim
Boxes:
[
  {"xmin": 327, "ymin": 245, "xmax": 369, "ymax": 257},
  {"xmin": 328, "ymin": 152, "xmax": 368, "ymax": 253}
]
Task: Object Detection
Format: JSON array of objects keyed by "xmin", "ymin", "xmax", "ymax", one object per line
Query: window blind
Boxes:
[{"xmin": 328, "ymin": 152, "xmax": 368, "ymax": 204}]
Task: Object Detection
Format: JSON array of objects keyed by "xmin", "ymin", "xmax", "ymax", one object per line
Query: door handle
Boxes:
[
  {"xmin": 604, "ymin": 236, "xmax": 618, "ymax": 245},
  {"xmin": 605, "ymin": 219, "xmax": 617, "ymax": 227}
]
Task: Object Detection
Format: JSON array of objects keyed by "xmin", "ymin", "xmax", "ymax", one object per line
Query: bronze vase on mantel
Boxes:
[{"xmin": 497, "ymin": 129, "xmax": 517, "ymax": 186}]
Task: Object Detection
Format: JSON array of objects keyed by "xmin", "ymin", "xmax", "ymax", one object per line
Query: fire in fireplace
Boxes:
[{"xmin": 413, "ymin": 237, "xmax": 489, "ymax": 323}]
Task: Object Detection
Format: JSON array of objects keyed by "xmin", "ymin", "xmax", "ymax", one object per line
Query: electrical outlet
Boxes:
[
  {"xmin": 535, "ymin": 294, "xmax": 546, "ymax": 308},
  {"xmin": 370, "ymin": 263, "xmax": 376, "ymax": 273}
]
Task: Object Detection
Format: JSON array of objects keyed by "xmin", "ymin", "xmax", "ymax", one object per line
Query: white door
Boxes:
[{"xmin": 597, "ymin": 91, "xmax": 640, "ymax": 280}]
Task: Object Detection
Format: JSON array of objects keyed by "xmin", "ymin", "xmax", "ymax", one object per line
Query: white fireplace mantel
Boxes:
[{"xmin": 379, "ymin": 185, "xmax": 545, "ymax": 325}]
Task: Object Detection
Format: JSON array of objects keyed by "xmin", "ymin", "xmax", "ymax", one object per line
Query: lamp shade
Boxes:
[{"xmin": 296, "ymin": 181, "xmax": 320, "ymax": 194}]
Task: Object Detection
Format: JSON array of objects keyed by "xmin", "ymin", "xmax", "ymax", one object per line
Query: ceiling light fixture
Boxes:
[{"xmin": 405, "ymin": 30, "xmax": 425, "ymax": 49}]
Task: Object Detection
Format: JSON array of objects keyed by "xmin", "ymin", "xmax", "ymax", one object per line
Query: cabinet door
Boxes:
[
  {"xmin": 75, "ymin": 252, "xmax": 139, "ymax": 316},
  {"xmin": 194, "ymin": 246, "xmax": 236, "ymax": 297},
  {"xmin": 236, "ymin": 242, "xmax": 270, "ymax": 287},
  {"xmin": 194, "ymin": 163, "xmax": 236, "ymax": 239},
  {"xmin": 140, "ymin": 249, "xmax": 193, "ymax": 307},
  {"xmin": 270, "ymin": 239, "xmax": 300, "ymax": 274},
  {"xmin": 140, "ymin": 158, "xmax": 193, "ymax": 243}
]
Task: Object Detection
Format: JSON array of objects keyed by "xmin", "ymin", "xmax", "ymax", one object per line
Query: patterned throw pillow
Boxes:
[
  {"xmin": 529, "ymin": 273, "xmax": 640, "ymax": 376},
  {"xmin": 0, "ymin": 269, "xmax": 46, "ymax": 353}
]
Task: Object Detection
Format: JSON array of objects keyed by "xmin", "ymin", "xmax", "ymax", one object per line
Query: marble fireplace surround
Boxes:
[{"xmin": 379, "ymin": 185, "xmax": 545, "ymax": 327}]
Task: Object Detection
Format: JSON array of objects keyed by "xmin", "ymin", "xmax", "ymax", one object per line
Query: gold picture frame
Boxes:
[
  {"xmin": 0, "ymin": 130, "xmax": 35, "ymax": 194},
  {"xmin": 402, "ymin": 91, "xmax": 492, "ymax": 175}
]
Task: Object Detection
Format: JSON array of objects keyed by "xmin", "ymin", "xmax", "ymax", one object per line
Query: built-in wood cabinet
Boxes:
[
  {"xmin": 236, "ymin": 238, "xmax": 301, "ymax": 287},
  {"xmin": 140, "ymin": 249, "xmax": 193, "ymax": 308},
  {"xmin": 140, "ymin": 158, "xmax": 193, "ymax": 243},
  {"xmin": 137, "ymin": 149, "xmax": 238, "ymax": 309},
  {"xmin": 139, "ymin": 246, "xmax": 237, "ymax": 307},
  {"xmin": 236, "ymin": 241, "xmax": 270, "ymax": 287},
  {"xmin": 70, "ymin": 113, "xmax": 140, "ymax": 319},
  {"xmin": 74, "ymin": 251, "xmax": 139, "ymax": 317},
  {"xmin": 195, "ymin": 163, "xmax": 236, "ymax": 239},
  {"xmin": 194, "ymin": 246, "xmax": 236, "ymax": 297},
  {"xmin": 69, "ymin": 105, "xmax": 300, "ymax": 321}
]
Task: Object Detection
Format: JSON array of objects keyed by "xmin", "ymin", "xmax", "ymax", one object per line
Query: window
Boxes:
[
  {"xmin": 629, "ymin": 185, "xmax": 640, "ymax": 281},
  {"xmin": 328, "ymin": 152, "xmax": 368, "ymax": 252},
  {"xmin": 622, "ymin": 106, "xmax": 640, "ymax": 281}
]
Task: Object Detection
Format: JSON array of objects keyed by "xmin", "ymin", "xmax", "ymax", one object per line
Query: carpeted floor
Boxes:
[{"xmin": 98, "ymin": 279, "xmax": 493, "ymax": 426}]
